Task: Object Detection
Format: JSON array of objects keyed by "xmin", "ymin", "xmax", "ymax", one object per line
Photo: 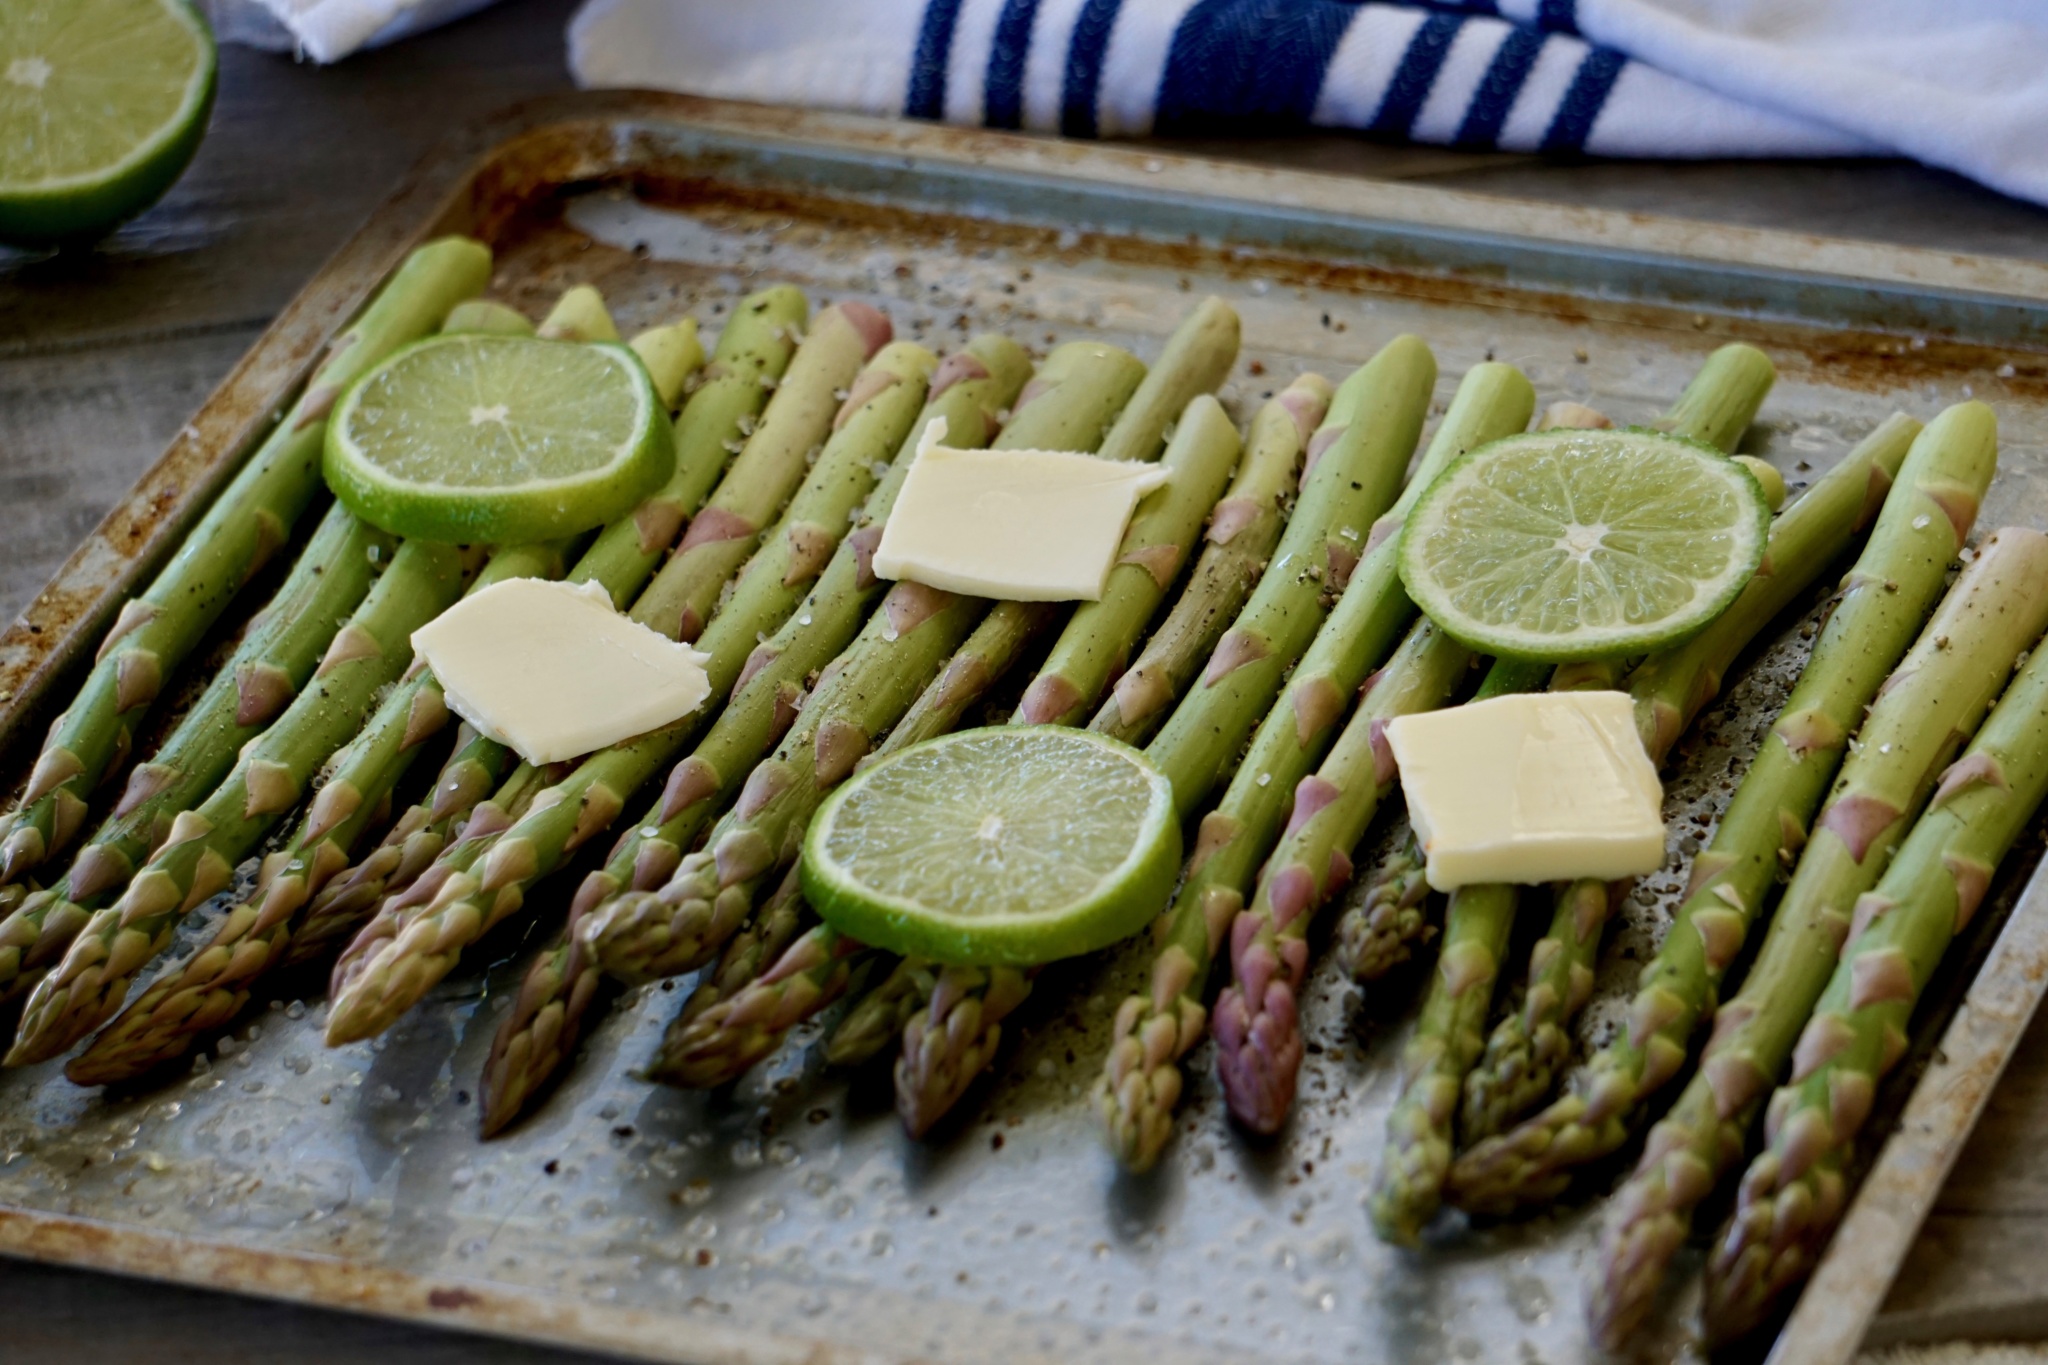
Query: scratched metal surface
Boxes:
[{"xmin": 4, "ymin": 96, "xmax": 2048, "ymax": 1365}]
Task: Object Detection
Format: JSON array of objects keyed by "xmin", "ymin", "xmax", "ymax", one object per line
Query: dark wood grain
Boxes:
[{"xmin": 9, "ymin": 0, "xmax": 2048, "ymax": 1358}]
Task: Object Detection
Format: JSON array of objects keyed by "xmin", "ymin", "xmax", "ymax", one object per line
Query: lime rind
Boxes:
[
  {"xmin": 1397, "ymin": 427, "xmax": 1771, "ymax": 662},
  {"xmin": 801, "ymin": 728, "xmax": 1181, "ymax": 967},
  {"xmin": 325, "ymin": 334, "xmax": 670, "ymax": 544},
  {"xmin": 0, "ymin": 0, "xmax": 217, "ymax": 245}
]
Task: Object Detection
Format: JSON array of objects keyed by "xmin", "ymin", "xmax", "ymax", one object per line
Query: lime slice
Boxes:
[
  {"xmin": 0, "ymin": 0, "xmax": 216, "ymax": 247},
  {"xmin": 1398, "ymin": 428, "xmax": 1770, "ymax": 661},
  {"xmin": 326, "ymin": 334, "xmax": 671, "ymax": 544},
  {"xmin": 802, "ymin": 727, "xmax": 1180, "ymax": 967}
]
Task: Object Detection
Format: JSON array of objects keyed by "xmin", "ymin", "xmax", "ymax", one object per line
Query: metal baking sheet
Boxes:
[{"xmin": 6, "ymin": 93, "xmax": 2048, "ymax": 1365}]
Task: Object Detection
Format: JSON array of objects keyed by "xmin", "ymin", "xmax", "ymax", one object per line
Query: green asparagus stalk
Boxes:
[
  {"xmin": 60, "ymin": 541, "xmax": 575, "ymax": 1086},
  {"xmin": 1097, "ymin": 355, "xmax": 1515, "ymax": 1174},
  {"xmin": 7, "ymin": 537, "xmax": 479, "ymax": 1067},
  {"xmin": 317, "ymin": 338, "xmax": 937, "ymax": 1046},
  {"xmin": 0, "ymin": 502, "xmax": 392, "ymax": 1006},
  {"xmin": 623, "ymin": 321, "xmax": 705, "ymax": 411},
  {"xmin": 1012, "ymin": 395, "xmax": 1246, "ymax": 725},
  {"xmin": 1445, "ymin": 408, "xmax": 1986, "ymax": 1218},
  {"xmin": 1088, "ymin": 392, "xmax": 1309, "ymax": 747},
  {"xmin": 896, "ymin": 964, "xmax": 1036, "ymax": 1138},
  {"xmin": 1701, "ymin": 637, "xmax": 2048, "ymax": 1341},
  {"xmin": 0, "ymin": 237, "xmax": 490, "ymax": 887},
  {"xmin": 1213, "ymin": 617, "xmax": 1474, "ymax": 1131},
  {"xmin": 440, "ymin": 299, "xmax": 535, "ymax": 337},
  {"xmin": 534, "ymin": 284, "xmax": 620, "ymax": 342},
  {"xmin": 472, "ymin": 334, "xmax": 1033, "ymax": 1132},
  {"xmin": 1336, "ymin": 831, "xmax": 1432, "ymax": 981},
  {"xmin": 628, "ymin": 300, "xmax": 890, "ymax": 643},
  {"xmin": 1590, "ymin": 520, "xmax": 2048, "ymax": 1349},
  {"xmin": 1371, "ymin": 882, "xmax": 1519, "ymax": 1243},
  {"xmin": 826, "ymin": 957, "xmax": 935, "ymax": 1066},
  {"xmin": 1364, "ymin": 655, "xmax": 1550, "ymax": 1242}
]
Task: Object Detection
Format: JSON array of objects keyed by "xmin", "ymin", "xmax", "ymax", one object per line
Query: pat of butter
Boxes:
[
  {"xmin": 412, "ymin": 578, "xmax": 712, "ymax": 765},
  {"xmin": 872, "ymin": 418, "xmax": 1170, "ymax": 601},
  {"xmin": 1385, "ymin": 691, "xmax": 1665, "ymax": 891}
]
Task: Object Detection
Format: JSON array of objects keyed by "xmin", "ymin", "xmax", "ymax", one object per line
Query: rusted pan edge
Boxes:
[
  {"xmin": 0, "ymin": 1205, "xmax": 885, "ymax": 1365},
  {"xmin": 1769, "ymin": 853, "xmax": 2048, "ymax": 1365},
  {"xmin": 0, "ymin": 170, "xmax": 465, "ymax": 775}
]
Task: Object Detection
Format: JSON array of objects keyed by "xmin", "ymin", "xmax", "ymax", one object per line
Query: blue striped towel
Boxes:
[{"xmin": 568, "ymin": 0, "xmax": 2048, "ymax": 207}]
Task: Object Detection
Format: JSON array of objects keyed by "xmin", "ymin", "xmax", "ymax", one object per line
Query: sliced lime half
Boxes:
[
  {"xmin": 802, "ymin": 727, "xmax": 1180, "ymax": 967},
  {"xmin": 1398, "ymin": 427, "xmax": 1770, "ymax": 661},
  {"xmin": 326, "ymin": 333, "xmax": 671, "ymax": 545},
  {"xmin": 0, "ymin": 0, "xmax": 217, "ymax": 246}
]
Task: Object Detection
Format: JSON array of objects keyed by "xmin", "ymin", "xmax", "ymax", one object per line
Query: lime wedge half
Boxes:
[
  {"xmin": 326, "ymin": 333, "xmax": 671, "ymax": 544},
  {"xmin": 802, "ymin": 727, "xmax": 1180, "ymax": 967},
  {"xmin": 0, "ymin": 0, "xmax": 216, "ymax": 247},
  {"xmin": 1398, "ymin": 428, "xmax": 1770, "ymax": 661}
]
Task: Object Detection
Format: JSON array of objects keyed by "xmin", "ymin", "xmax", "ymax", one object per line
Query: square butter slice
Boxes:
[
  {"xmin": 412, "ymin": 577, "xmax": 712, "ymax": 766},
  {"xmin": 1385, "ymin": 690, "xmax": 1665, "ymax": 891},
  {"xmin": 872, "ymin": 418, "xmax": 1170, "ymax": 601}
]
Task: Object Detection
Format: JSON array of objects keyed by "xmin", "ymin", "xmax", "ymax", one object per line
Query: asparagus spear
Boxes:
[
  {"xmin": 627, "ymin": 300, "xmax": 890, "ymax": 643},
  {"xmin": 319, "ymin": 338, "xmax": 938, "ymax": 1045},
  {"xmin": 473, "ymin": 334, "xmax": 1034, "ymax": 1131},
  {"xmin": 1701, "ymin": 636, "xmax": 2048, "ymax": 1342},
  {"xmin": 0, "ymin": 502, "xmax": 392, "ymax": 1006},
  {"xmin": 1213, "ymin": 617, "xmax": 1474, "ymax": 1131},
  {"xmin": 1590, "ymin": 521, "xmax": 2048, "ymax": 1349},
  {"xmin": 1097, "ymin": 355, "xmax": 1513, "ymax": 1174},
  {"xmin": 1012, "ymin": 395, "xmax": 1245, "ymax": 725},
  {"xmin": 0, "ymin": 237, "xmax": 490, "ymax": 887},
  {"xmin": 440, "ymin": 299, "xmax": 534, "ymax": 337},
  {"xmin": 6, "ymin": 536, "xmax": 479, "ymax": 1067},
  {"xmin": 1366, "ymin": 656, "xmax": 1551, "ymax": 1243},
  {"xmin": 533, "ymin": 284, "xmax": 620, "ymax": 342},
  {"xmin": 1445, "ymin": 408, "xmax": 1986, "ymax": 1218},
  {"xmin": 896, "ymin": 964, "xmax": 1036, "ymax": 1137},
  {"xmin": 64, "ymin": 541, "xmax": 576, "ymax": 1085},
  {"xmin": 825, "ymin": 957, "xmax": 934, "ymax": 1066},
  {"xmin": 1089, "ymin": 385, "xmax": 1311, "ymax": 745}
]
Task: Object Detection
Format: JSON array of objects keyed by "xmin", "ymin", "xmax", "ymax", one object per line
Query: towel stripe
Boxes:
[
  {"xmin": 1541, "ymin": 43, "xmax": 1622, "ymax": 150},
  {"xmin": 1061, "ymin": 0, "xmax": 1124, "ymax": 135},
  {"xmin": 1370, "ymin": 12, "xmax": 1463, "ymax": 138},
  {"xmin": 1156, "ymin": 0, "xmax": 1356, "ymax": 136},
  {"xmin": 908, "ymin": 0, "xmax": 969, "ymax": 118},
  {"xmin": 1535, "ymin": 0, "xmax": 1578, "ymax": 34},
  {"xmin": 1454, "ymin": 24, "xmax": 1541, "ymax": 147},
  {"xmin": 985, "ymin": 0, "xmax": 1041, "ymax": 128}
]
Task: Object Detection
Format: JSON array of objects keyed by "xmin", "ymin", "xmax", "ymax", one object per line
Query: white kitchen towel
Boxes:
[
  {"xmin": 207, "ymin": 0, "xmax": 500, "ymax": 62},
  {"xmin": 566, "ymin": 0, "xmax": 2048, "ymax": 207}
]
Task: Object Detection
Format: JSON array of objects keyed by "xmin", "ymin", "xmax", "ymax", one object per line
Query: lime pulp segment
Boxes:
[
  {"xmin": 325, "ymin": 333, "xmax": 671, "ymax": 544},
  {"xmin": 802, "ymin": 727, "xmax": 1181, "ymax": 967},
  {"xmin": 1397, "ymin": 428, "xmax": 1771, "ymax": 662},
  {"xmin": 0, "ymin": 0, "xmax": 216, "ymax": 244}
]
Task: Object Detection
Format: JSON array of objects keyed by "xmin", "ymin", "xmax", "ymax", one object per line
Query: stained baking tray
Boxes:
[{"xmin": 4, "ymin": 92, "xmax": 2048, "ymax": 1365}]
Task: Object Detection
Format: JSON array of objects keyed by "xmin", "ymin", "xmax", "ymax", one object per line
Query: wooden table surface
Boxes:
[{"xmin": 9, "ymin": 0, "xmax": 2048, "ymax": 1358}]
